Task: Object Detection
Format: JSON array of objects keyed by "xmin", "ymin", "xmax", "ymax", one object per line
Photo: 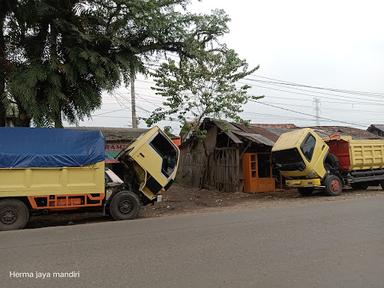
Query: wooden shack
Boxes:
[{"xmin": 177, "ymin": 118, "xmax": 282, "ymax": 193}]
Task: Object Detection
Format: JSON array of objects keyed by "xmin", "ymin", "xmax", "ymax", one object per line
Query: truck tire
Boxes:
[
  {"xmin": 351, "ymin": 183, "xmax": 368, "ymax": 190},
  {"xmin": 0, "ymin": 199, "xmax": 30, "ymax": 231},
  {"xmin": 324, "ymin": 175, "xmax": 343, "ymax": 196},
  {"xmin": 297, "ymin": 187, "xmax": 314, "ymax": 196},
  {"xmin": 109, "ymin": 191, "xmax": 141, "ymax": 221}
]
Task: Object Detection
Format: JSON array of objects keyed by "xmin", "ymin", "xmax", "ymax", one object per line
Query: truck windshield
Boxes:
[
  {"xmin": 300, "ymin": 134, "xmax": 316, "ymax": 161},
  {"xmin": 150, "ymin": 133, "xmax": 178, "ymax": 177},
  {"xmin": 272, "ymin": 148, "xmax": 305, "ymax": 171}
]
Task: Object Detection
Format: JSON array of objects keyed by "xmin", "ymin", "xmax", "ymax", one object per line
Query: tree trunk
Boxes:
[
  {"xmin": 0, "ymin": 102, "xmax": 6, "ymax": 127},
  {"xmin": 15, "ymin": 104, "xmax": 31, "ymax": 127},
  {"xmin": 54, "ymin": 112, "xmax": 63, "ymax": 128},
  {"xmin": 16, "ymin": 114, "xmax": 32, "ymax": 127}
]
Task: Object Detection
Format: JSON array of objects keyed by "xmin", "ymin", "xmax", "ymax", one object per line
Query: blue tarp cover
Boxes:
[{"xmin": 0, "ymin": 128, "xmax": 105, "ymax": 168}]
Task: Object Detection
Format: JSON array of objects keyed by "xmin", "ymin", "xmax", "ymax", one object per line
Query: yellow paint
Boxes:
[
  {"xmin": 286, "ymin": 178, "xmax": 322, "ymax": 187},
  {"xmin": 122, "ymin": 126, "xmax": 179, "ymax": 199},
  {"xmin": 0, "ymin": 161, "xmax": 105, "ymax": 198},
  {"xmin": 271, "ymin": 128, "xmax": 308, "ymax": 151},
  {"xmin": 348, "ymin": 139, "xmax": 384, "ymax": 171},
  {"xmin": 272, "ymin": 128, "xmax": 328, "ymax": 182}
]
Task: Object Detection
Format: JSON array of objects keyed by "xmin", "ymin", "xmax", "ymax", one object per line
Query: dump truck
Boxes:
[
  {"xmin": 0, "ymin": 126, "xmax": 179, "ymax": 230},
  {"xmin": 272, "ymin": 128, "xmax": 384, "ymax": 196}
]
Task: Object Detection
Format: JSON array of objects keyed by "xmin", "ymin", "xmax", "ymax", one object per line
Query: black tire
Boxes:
[
  {"xmin": 324, "ymin": 175, "xmax": 343, "ymax": 196},
  {"xmin": 0, "ymin": 199, "xmax": 30, "ymax": 231},
  {"xmin": 351, "ymin": 183, "xmax": 368, "ymax": 190},
  {"xmin": 297, "ymin": 187, "xmax": 314, "ymax": 196},
  {"xmin": 109, "ymin": 191, "xmax": 141, "ymax": 220}
]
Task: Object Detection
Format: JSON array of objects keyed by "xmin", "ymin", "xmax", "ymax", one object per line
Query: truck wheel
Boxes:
[
  {"xmin": 297, "ymin": 187, "xmax": 314, "ymax": 196},
  {"xmin": 324, "ymin": 175, "xmax": 343, "ymax": 196},
  {"xmin": 109, "ymin": 191, "xmax": 141, "ymax": 221},
  {"xmin": 0, "ymin": 199, "xmax": 30, "ymax": 231},
  {"xmin": 351, "ymin": 183, "xmax": 368, "ymax": 190}
]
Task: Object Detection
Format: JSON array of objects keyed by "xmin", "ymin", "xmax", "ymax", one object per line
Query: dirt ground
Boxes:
[
  {"xmin": 27, "ymin": 184, "xmax": 384, "ymax": 229},
  {"xmin": 141, "ymin": 184, "xmax": 384, "ymax": 217}
]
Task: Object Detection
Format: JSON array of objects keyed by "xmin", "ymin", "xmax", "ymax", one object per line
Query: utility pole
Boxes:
[
  {"xmin": 130, "ymin": 66, "xmax": 137, "ymax": 128},
  {"xmin": 314, "ymin": 97, "xmax": 320, "ymax": 126}
]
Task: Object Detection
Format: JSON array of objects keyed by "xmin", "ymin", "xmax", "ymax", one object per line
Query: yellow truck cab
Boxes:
[
  {"xmin": 0, "ymin": 126, "xmax": 179, "ymax": 230},
  {"xmin": 117, "ymin": 126, "xmax": 179, "ymax": 203},
  {"xmin": 272, "ymin": 128, "xmax": 384, "ymax": 196}
]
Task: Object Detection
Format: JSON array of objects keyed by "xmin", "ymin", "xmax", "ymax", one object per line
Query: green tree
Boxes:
[
  {"xmin": 146, "ymin": 47, "xmax": 261, "ymax": 140},
  {"xmin": 4, "ymin": 0, "xmax": 121, "ymax": 126},
  {"xmin": 0, "ymin": 0, "xmax": 17, "ymax": 126},
  {"xmin": 1, "ymin": 0, "xmax": 232, "ymax": 127}
]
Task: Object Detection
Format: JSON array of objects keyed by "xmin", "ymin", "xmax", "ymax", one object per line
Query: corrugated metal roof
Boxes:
[
  {"xmin": 310, "ymin": 126, "xmax": 379, "ymax": 139},
  {"xmin": 206, "ymin": 119, "xmax": 278, "ymax": 146},
  {"xmin": 368, "ymin": 124, "xmax": 384, "ymax": 132},
  {"xmin": 211, "ymin": 119, "xmax": 243, "ymax": 144},
  {"xmin": 231, "ymin": 131, "xmax": 275, "ymax": 146},
  {"xmin": 192, "ymin": 118, "xmax": 380, "ymax": 147},
  {"xmin": 251, "ymin": 123, "xmax": 297, "ymax": 129},
  {"xmin": 66, "ymin": 127, "xmax": 149, "ymax": 141},
  {"xmin": 233, "ymin": 123, "xmax": 294, "ymax": 143}
]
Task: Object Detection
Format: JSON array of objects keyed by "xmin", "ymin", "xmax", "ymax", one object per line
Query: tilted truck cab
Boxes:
[
  {"xmin": 272, "ymin": 128, "xmax": 328, "ymax": 185},
  {"xmin": 272, "ymin": 128, "xmax": 344, "ymax": 196},
  {"xmin": 272, "ymin": 128, "xmax": 384, "ymax": 196},
  {"xmin": 117, "ymin": 126, "xmax": 179, "ymax": 203},
  {"xmin": 0, "ymin": 126, "xmax": 179, "ymax": 230}
]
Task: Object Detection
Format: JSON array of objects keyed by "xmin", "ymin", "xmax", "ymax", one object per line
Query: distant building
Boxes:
[{"xmin": 367, "ymin": 124, "xmax": 384, "ymax": 137}]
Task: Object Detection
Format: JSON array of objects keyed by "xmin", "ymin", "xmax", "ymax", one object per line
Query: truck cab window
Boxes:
[
  {"xmin": 150, "ymin": 133, "xmax": 178, "ymax": 177},
  {"xmin": 301, "ymin": 134, "xmax": 316, "ymax": 161}
]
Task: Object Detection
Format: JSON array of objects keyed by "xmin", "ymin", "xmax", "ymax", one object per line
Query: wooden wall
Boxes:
[
  {"xmin": 206, "ymin": 148, "xmax": 240, "ymax": 192},
  {"xmin": 177, "ymin": 126, "xmax": 242, "ymax": 192}
]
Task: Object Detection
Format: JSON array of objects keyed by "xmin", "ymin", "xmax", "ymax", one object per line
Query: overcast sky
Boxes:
[{"xmin": 69, "ymin": 0, "xmax": 384, "ymax": 132}]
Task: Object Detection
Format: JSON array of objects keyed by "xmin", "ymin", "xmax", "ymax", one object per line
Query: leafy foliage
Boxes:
[
  {"xmin": 1, "ymin": 0, "xmax": 233, "ymax": 127},
  {"xmin": 146, "ymin": 46, "xmax": 261, "ymax": 139}
]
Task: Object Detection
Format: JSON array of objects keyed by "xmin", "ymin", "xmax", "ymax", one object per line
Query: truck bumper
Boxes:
[{"xmin": 286, "ymin": 178, "xmax": 322, "ymax": 187}]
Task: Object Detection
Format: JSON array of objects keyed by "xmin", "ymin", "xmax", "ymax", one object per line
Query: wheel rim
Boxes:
[
  {"xmin": 118, "ymin": 199, "xmax": 134, "ymax": 214},
  {"xmin": 330, "ymin": 179, "xmax": 340, "ymax": 192},
  {"xmin": 0, "ymin": 208, "xmax": 17, "ymax": 225}
]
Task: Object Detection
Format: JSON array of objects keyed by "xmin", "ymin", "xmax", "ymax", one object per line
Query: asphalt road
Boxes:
[{"xmin": 1, "ymin": 195, "xmax": 383, "ymax": 288}]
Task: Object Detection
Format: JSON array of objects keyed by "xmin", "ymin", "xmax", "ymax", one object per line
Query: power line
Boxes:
[
  {"xmin": 243, "ymin": 82, "xmax": 384, "ymax": 106},
  {"xmin": 145, "ymin": 56, "xmax": 384, "ymax": 97},
  {"xmin": 92, "ymin": 108, "xmax": 129, "ymax": 116},
  {"xmin": 92, "ymin": 115, "xmax": 132, "ymax": 120},
  {"xmin": 134, "ymin": 80, "xmax": 384, "ymax": 107},
  {"xmin": 132, "ymin": 83, "xmax": 384, "ymax": 115},
  {"xmin": 100, "ymin": 70, "xmax": 382, "ymax": 127},
  {"xmin": 139, "ymin": 68, "xmax": 384, "ymax": 106},
  {"xmin": 246, "ymin": 74, "xmax": 384, "ymax": 98},
  {"xmin": 314, "ymin": 97, "xmax": 320, "ymax": 126},
  {"xmin": 136, "ymin": 75, "xmax": 384, "ymax": 106},
  {"xmin": 252, "ymin": 101, "xmax": 369, "ymax": 128},
  {"xmin": 123, "ymin": 89, "xmax": 378, "ymax": 127},
  {"xmin": 145, "ymin": 57, "xmax": 384, "ymax": 98}
]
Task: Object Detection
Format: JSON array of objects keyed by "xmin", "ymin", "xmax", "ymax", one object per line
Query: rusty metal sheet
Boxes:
[
  {"xmin": 232, "ymin": 131, "xmax": 275, "ymax": 146},
  {"xmin": 212, "ymin": 120, "xmax": 243, "ymax": 144}
]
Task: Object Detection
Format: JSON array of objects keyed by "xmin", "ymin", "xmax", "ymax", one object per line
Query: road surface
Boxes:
[{"xmin": 1, "ymin": 194, "xmax": 383, "ymax": 288}]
